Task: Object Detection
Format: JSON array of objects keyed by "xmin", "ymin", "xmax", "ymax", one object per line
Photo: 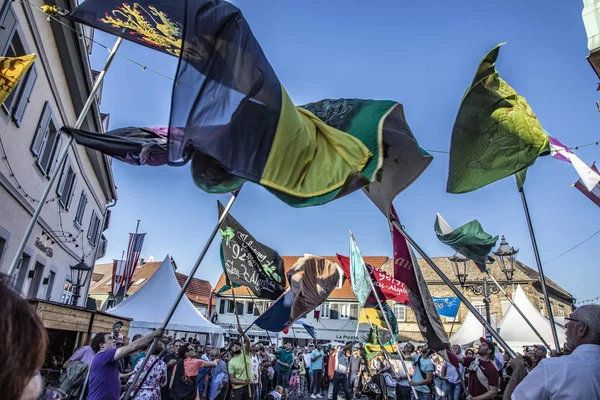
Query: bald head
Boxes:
[{"xmin": 566, "ymin": 304, "xmax": 600, "ymax": 350}]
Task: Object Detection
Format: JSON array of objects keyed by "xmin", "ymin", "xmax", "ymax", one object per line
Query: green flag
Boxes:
[
  {"xmin": 434, "ymin": 213, "xmax": 498, "ymax": 270},
  {"xmin": 350, "ymin": 233, "xmax": 372, "ymax": 307},
  {"xmin": 447, "ymin": 43, "xmax": 550, "ymax": 193}
]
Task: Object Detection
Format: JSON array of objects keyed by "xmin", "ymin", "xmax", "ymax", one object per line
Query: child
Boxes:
[
  {"xmin": 289, "ymin": 358, "xmax": 301, "ymax": 397},
  {"xmin": 267, "ymin": 385, "xmax": 284, "ymax": 400},
  {"xmin": 298, "ymin": 354, "xmax": 307, "ymax": 393}
]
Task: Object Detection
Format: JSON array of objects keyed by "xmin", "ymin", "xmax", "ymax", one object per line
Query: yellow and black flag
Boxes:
[{"xmin": 0, "ymin": 54, "xmax": 36, "ymax": 105}]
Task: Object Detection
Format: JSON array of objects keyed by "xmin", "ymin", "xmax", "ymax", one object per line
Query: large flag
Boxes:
[
  {"xmin": 218, "ymin": 201, "xmax": 285, "ymax": 300},
  {"xmin": 123, "ymin": 233, "xmax": 146, "ymax": 291},
  {"xmin": 110, "ymin": 259, "xmax": 126, "ymax": 297},
  {"xmin": 549, "ymin": 136, "xmax": 600, "ymax": 191},
  {"xmin": 391, "ymin": 206, "xmax": 451, "ymax": 359},
  {"xmin": 359, "ymin": 306, "xmax": 398, "ymax": 336},
  {"xmin": 349, "ymin": 234, "xmax": 371, "ymax": 307},
  {"xmin": 65, "ymin": 0, "xmax": 420, "ymax": 208},
  {"xmin": 254, "ymin": 255, "xmax": 339, "ymax": 331},
  {"xmin": 447, "ymin": 43, "xmax": 550, "ymax": 194},
  {"xmin": 434, "ymin": 213, "xmax": 498, "ymax": 270},
  {"xmin": 573, "ymin": 163, "xmax": 600, "ymax": 208},
  {"xmin": 0, "ymin": 54, "xmax": 36, "ymax": 104},
  {"xmin": 336, "ymin": 255, "xmax": 410, "ymax": 305}
]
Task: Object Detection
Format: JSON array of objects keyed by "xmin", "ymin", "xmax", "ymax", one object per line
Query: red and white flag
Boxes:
[
  {"xmin": 111, "ymin": 259, "xmax": 126, "ymax": 297},
  {"xmin": 123, "ymin": 233, "xmax": 146, "ymax": 291},
  {"xmin": 549, "ymin": 136, "xmax": 600, "ymax": 191},
  {"xmin": 573, "ymin": 163, "xmax": 600, "ymax": 208}
]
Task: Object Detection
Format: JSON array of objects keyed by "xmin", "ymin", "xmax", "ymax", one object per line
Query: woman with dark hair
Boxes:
[
  {"xmin": 0, "ymin": 275, "xmax": 51, "ymax": 399},
  {"xmin": 170, "ymin": 343, "xmax": 217, "ymax": 400},
  {"xmin": 126, "ymin": 343, "xmax": 167, "ymax": 399}
]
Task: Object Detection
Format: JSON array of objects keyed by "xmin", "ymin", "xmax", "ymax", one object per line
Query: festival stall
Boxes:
[{"xmin": 108, "ymin": 255, "xmax": 225, "ymax": 343}]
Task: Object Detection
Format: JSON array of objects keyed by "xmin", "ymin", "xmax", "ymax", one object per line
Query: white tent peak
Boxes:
[{"xmin": 108, "ymin": 255, "xmax": 224, "ymax": 335}]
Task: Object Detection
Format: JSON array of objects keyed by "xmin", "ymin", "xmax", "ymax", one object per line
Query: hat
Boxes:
[
  {"xmin": 533, "ymin": 345, "xmax": 547, "ymax": 352},
  {"xmin": 479, "ymin": 337, "xmax": 495, "ymax": 355},
  {"xmin": 113, "ymin": 321, "xmax": 124, "ymax": 328}
]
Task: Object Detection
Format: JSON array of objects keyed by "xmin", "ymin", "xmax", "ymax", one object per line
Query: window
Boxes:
[
  {"xmin": 57, "ymin": 160, "xmax": 77, "ymax": 209},
  {"xmin": 61, "ymin": 279, "xmax": 75, "ymax": 304},
  {"xmin": 393, "ymin": 303, "xmax": 406, "ymax": 322},
  {"xmin": 87, "ymin": 210, "xmax": 101, "ymax": 244},
  {"xmin": 246, "ymin": 301, "xmax": 254, "ymax": 315},
  {"xmin": 0, "ymin": 8, "xmax": 37, "ymax": 125},
  {"xmin": 538, "ymin": 298, "xmax": 545, "ymax": 316},
  {"xmin": 44, "ymin": 271, "xmax": 55, "ymax": 300},
  {"xmin": 253, "ymin": 300, "xmax": 263, "ymax": 315},
  {"xmin": 349, "ymin": 304, "xmax": 358, "ymax": 320},
  {"xmin": 321, "ymin": 303, "xmax": 330, "ymax": 319},
  {"xmin": 14, "ymin": 252, "xmax": 31, "ymax": 292},
  {"xmin": 133, "ymin": 278, "xmax": 146, "ymax": 286},
  {"xmin": 473, "ymin": 301, "xmax": 486, "ymax": 317},
  {"xmin": 226, "ymin": 299, "xmax": 235, "ymax": 314},
  {"xmin": 74, "ymin": 191, "xmax": 87, "ymax": 228},
  {"xmin": 0, "ymin": 236, "xmax": 6, "ymax": 264},
  {"xmin": 31, "ymin": 103, "xmax": 62, "ymax": 176},
  {"xmin": 219, "ymin": 298, "xmax": 226, "ymax": 314},
  {"xmin": 330, "ymin": 303, "xmax": 339, "ymax": 320},
  {"xmin": 557, "ymin": 305, "xmax": 565, "ymax": 317},
  {"xmin": 339, "ymin": 304, "xmax": 350, "ymax": 320}
]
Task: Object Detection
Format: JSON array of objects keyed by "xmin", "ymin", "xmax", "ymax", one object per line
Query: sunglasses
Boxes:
[{"xmin": 564, "ymin": 317, "xmax": 583, "ymax": 327}]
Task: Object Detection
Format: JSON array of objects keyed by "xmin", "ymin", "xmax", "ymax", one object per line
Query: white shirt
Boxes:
[
  {"xmin": 251, "ymin": 355, "xmax": 261, "ymax": 384},
  {"xmin": 511, "ymin": 344, "xmax": 600, "ymax": 400},
  {"xmin": 443, "ymin": 361, "xmax": 463, "ymax": 384},
  {"xmin": 303, "ymin": 353, "xmax": 312, "ymax": 369}
]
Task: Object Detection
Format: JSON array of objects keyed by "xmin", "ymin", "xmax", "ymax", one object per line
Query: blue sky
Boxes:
[{"xmin": 93, "ymin": 0, "xmax": 599, "ymax": 303}]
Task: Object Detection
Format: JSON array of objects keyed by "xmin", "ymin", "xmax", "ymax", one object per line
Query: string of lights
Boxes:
[{"xmin": 575, "ymin": 295, "xmax": 600, "ymax": 305}]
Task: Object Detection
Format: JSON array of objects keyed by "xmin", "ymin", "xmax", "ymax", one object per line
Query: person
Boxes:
[
  {"xmin": 370, "ymin": 352, "xmax": 386, "ymax": 373},
  {"xmin": 502, "ymin": 355, "xmax": 531, "ymax": 400},
  {"xmin": 310, "ymin": 343, "xmax": 324, "ymax": 398},
  {"xmin": 401, "ymin": 344, "xmax": 434, "ymax": 400},
  {"xmin": 0, "ymin": 274, "xmax": 52, "ymax": 400},
  {"xmin": 251, "ymin": 345, "xmax": 263, "ymax": 400},
  {"xmin": 289, "ymin": 357, "xmax": 301, "ymax": 397},
  {"xmin": 298, "ymin": 352, "xmax": 307, "ymax": 395},
  {"xmin": 209, "ymin": 349, "xmax": 229, "ymax": 400},
  {"xmin": 326, "ymin": 347, "xmax": 336, "ymax": 400},
  {"xmin": 331, "ymin": 343, "xmax": 353, "ymax": 400},
  {"xmin": 126, "ymin": 342, "xmax": 167, "ymax": 399},
  {"xmin": 441, "ymin": 345, "xmax": 463, "ymax": 400},
  {"xmin": 396, "ymin": 343, "xmax": 414, "ymax": 400},
  {"xmin": 267, "ymin": 385, "xmax": 284, "ymax": 400},
  {"xmin": 348, "ymin": 346, "xmax": 363, "ymax": 399},
  {"xmin": 130, "ymin": 334, "xmax": 146, "ymax": 369},
  {"xmin": 170, "ymin": 343, "xmax": 217, "ymax": 400},
  {"xmin": 446, "ymin": 338, "xmax": 499, "ymax": 400},
  {"xmin": 112, "ymin": 321, "xmax": 125, "ymax": 340},
  {"xmin": 198, "ymin": 345, "xmax": 214, "ymax": 400},
  {"xmin": 511, "ymin": 304, "xmax": 600, "ymax": 399},
  {"xmin": 303, "ymin": 345, "xmax": 313, "ymax": 393},
  {"xmin": 229, "ymin": 330, "xmax": 255, "ymax": 400},
  {"xmin": 275, "ymin": 343, "xmax": 295, "ymax": 399},
  {"xmin": 64, "ymin": 344, "xmax": 96, "ymax": 368},
  {"xmin": 161, "ymin": 339, "xmax": 183, "ymax": 400},
  {"xmin": 87, "ymin": 328, "xmax": 164, "ymax": 400}
]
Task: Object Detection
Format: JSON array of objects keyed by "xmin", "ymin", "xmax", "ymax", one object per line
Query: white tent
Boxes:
[
  {"xmin": 108, "ymin": 255, "xmax": 225, "ymax": 339},
  {"xmin": 497, "ymin": 285, "xmax": 566, "ymax": 350},
  {"xmin": 449, "ymin": 311, "xmax": 496, "ymax": 347}
]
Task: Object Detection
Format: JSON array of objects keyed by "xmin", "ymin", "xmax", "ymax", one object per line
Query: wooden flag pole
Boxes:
[
  {"xmin": 7, "ymin": 37, "xmax": 123, "ymax": 280},
  {"xmin": 123, "ymin": 190, "xmax": 240, "ymax": 399},
  {"xmin": 231, "ymin": 284, "xmax": 253, "ymax": 399},
  {"xmin": 485, "ymin": 270, "xmax": 552, "ymax": 350},
  {"xmin": 349, "ymin": 231, "xmax": 418, "ymax": 399},
  {"xmin": 390, "ymin": 220, "xmax": 517, "ymax": 358},
  {"xmin": 518, "ymin": 187, "xmax": 561, "ymax": 351}
]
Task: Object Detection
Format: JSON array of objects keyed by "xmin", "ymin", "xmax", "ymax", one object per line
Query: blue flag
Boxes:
[
  {"xmin": 432, "ymin": 297, "xmax": 460, "ymax": 318},
  {"xmin": 350, "ymin": 234, "xmax": 371, "ymax": 307},
  {"xmin": 254, "ymin": 291, "xmax": 293, "ymax": 331}
]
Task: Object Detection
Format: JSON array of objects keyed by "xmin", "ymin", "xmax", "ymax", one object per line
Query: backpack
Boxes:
[
  {"xmin": 58, "ymin": 360, "xmax": 88, "ymax": 397},
  {"xmin": 414, "ymin": 356, "xmax": 435, "ymax": 394}
]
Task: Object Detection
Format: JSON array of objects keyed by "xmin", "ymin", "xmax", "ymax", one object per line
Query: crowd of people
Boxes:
[{"xmin": 1, "ymin": 274, "xmax": 599, "ymax": 400}]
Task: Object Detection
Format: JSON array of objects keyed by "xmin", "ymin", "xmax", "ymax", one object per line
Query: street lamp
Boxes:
[
  {"xmin": 448, "ymin": 252, "xmax": 469, "ymax": 287},
  {"xmin": 70, "ymin": 258, "xmax": 91, "ymax": 306},
  {"xmin": 493, "ymin": 236, "xmax": 519, "ymax": 282}
]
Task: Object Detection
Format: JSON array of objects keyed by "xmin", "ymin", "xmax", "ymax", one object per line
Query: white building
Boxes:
[{"xmin": 0, "ymin": 0, "xmax": 116, "ymax": 307}]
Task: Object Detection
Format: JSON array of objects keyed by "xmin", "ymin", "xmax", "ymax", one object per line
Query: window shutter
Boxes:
[
  {"xmin": 50, "ymin": 132, "xmax": 63, "ymax": 175},
  {"xmin": 56, "ymin": 160, "xmax": 69, "ymax": 197},
  {"xmin": 219, "ymin": 299, "xmax": 225, "ymax": 314},
  {"xmin": 87, "ymin": 211, "xmax": 96, "ymax": 240},
  {"xmin": 31, "ymin": 102, "xmax": 51, "ymax": 156},
  {"xmin": 66, "ymin": 174, "xmax": 77, "ymax": 210},
  {"xmin": 12, "ymin": 65, "xmax": 37, "ymax": 126},
  {"xmin": 0, "ymin": 8, "xmax": 17, "ymax": 56}
]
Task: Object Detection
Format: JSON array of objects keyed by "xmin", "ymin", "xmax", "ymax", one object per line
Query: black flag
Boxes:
[{"xmin": 218, "ymin": 201, "xmax": 285, "ymax": 300}]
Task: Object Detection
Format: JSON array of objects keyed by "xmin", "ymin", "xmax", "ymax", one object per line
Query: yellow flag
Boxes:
[
  {"xmin": 359, "ymin": 308, "xmax": 386, "ymax": 329},
  {"xmin": 0, "ymin": 54, "xmax": 36, "ymax": 105}
]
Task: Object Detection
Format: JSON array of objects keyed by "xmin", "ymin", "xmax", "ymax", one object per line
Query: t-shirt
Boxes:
[
  {"xmin": 349, "ymin": 355, "xmax": 362, "ymax": 374},
  {"xmin": 251, "ymin": 355, "xmax": 261, "ymax": 384},
  {"xmin": 411, "ymin": 355, "xmax": 434, "ymax": 394},
  {"xmin": 87, "ymin": 348, "xmax": 120, "ymax": 400},
  {"xmin": 463, "ymin": 357, "xmax": 499, "ymax": 397},
  {"xmin": 229, "ymin": 353, "xmax": 254, "ymax": 389},
  {"xmin": 303, "ymin": 353, "xmax": 312, "ymax": 369},
  {"xmin": 275, "ymin": 349, "xmax": 294, "ymax": 372},
  {"xmin": 268, "ymin": 390, "xmax": 282, "ymax": 400},
  {"xmin": 69, "ymin": 345, "xmax": 95, "ymax": 366},
  {"xmin": 310, "ymin": 349, "xmax": 324, "ymax": 370}
]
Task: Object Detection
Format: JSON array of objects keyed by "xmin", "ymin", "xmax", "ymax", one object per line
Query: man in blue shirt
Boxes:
[
  {"xmin": 401, "ymin": 344, "xmax": 434, "ymax": 400},
  {"xmin": 310, "ymin": 343, "xmax": 325, "ymax": 398}
]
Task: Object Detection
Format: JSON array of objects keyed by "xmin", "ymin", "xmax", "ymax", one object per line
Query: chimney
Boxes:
[{"xmin": 138, "ymin": 258, "xmax": 145, "ymax": 266}]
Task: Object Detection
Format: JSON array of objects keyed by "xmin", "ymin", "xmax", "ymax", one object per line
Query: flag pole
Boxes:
[
  {"xmin": 230, "ymin": 284, "xmax": 253, "ymax": 399},
  {"xmin": 390, "ymin": 220, "xmax": 517, "ymax": 358},
  {"xmin": 518, "ymin": 187, "xmax": 561, "ymax": 351},
  {"xmin": 7, "ymin": 37, "xmax": 123, "ymax": 280},
  {"xmin": 123, "ymin": 190, "xmax": 240, "ymax": 399},
  {"xmin": 349, "ymin": 231, "xmax": 418, "ymax": 399},
  {"xmin": 485, "ymin": 270, "xmax": 552, "ymax": 350},
  {"xmin": 115, "ymin": 250, "xmax": 125, "ymax": 304},
  {"xmin": 122, "ymin": 219, "xmax": 141, "ymax": 299}
]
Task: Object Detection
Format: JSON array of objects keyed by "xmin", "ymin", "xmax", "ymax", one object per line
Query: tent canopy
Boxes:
[
  {"xmin": 108, "ymin": 255, "xmax": 224, "ymax": 335},
  {"xmin": 497, "ymin": 284, "xmax": 566, "ymax": 350},
  {"xmin": 449, "ymin": 310, "xmax": 496, "ymax": 347}
]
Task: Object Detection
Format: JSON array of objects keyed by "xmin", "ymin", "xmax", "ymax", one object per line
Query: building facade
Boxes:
[
  {"xmin": 90, "ymin": 257, "xmax": 214, "ymax": 315},
  {"xmin": 583, "ymin": 1, "xmax": 600, "ymax": 81},
  {"xmin": 0, "ymin": 0, "xmax": 116, "ymax": 307},
  {"xmin": 213, "ymin": 255, "xmax": 574, "ymax": 346}
]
